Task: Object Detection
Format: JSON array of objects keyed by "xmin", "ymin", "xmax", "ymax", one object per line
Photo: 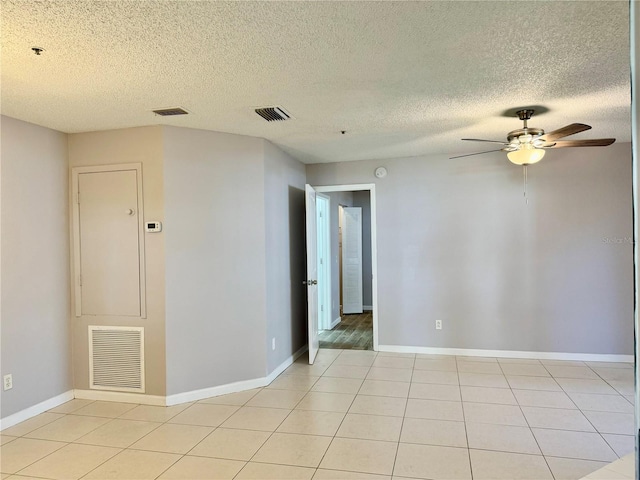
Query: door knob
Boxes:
[
  {"xmin": 126, "ymin": 208, "xmax": 135, "ymax": 216},
  {"xmin": 303, "ymin": 280, "xmax": 318, "ymax": 285}
]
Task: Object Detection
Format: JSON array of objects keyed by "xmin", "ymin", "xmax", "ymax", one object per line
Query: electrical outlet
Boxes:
[
  {"xmin": 272, "ymin": 338, "xmax": 276, "ymax": 351},
  {"xmin": 435, "ymin": 320, "xmax": 442, "ymax": 330},
  {"xmin": 3, "ymin": 374, "xmax": 12, "ymax": 391}
]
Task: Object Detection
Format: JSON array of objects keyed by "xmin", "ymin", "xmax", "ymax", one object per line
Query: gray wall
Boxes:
[
  {"xmin": 68, "ymin": 126, "xmax": 167, "ymax": 396},
  {"xmin": 163, "ymin": 126, "xmax": 268, "ymax": 395},
  {"xmin": 307, "ymin": 143, "xmax": 634, "ymax": 354},
  {"xmin": 263, "ymin": 141, "xmax": 307, "ymax": 372},
  {"xmin": 7, "ymin": 121, "xmax": 309, "ymax": 404},
  {"xmin": 1, "ymin": 116, "xmax": 72, "ymax": 417},
  {"xmin": 352, "ymin": 191, "xmax": 373, "ymax": 308}
]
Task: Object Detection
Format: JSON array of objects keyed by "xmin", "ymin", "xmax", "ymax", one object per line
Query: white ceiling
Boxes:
[{"xmin": 1, "ymin": 1, "xmax": 631, "ymax": 164}]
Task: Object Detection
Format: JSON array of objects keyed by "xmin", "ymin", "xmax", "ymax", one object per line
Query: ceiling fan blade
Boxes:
[
  {"xmin": 462, "ymin": 138, "xmax": 509, "ymax": 145},
  {"xmin": 541, "ymin": 123, "xmax": 591, "ymax": 142},
  {"xmin": 546, "ymin": 138, "xmax": 616, "ymax": 148},
  {"xmin": 449, "ymin": 149, "xmax": 504, "ymax": 159}
]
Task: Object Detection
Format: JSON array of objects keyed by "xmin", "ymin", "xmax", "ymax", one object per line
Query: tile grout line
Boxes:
[
  {"xmin": 76, "ymin": 404, "xmax": 172, "ymax": 480},
  {"xmin": 12, "ymin": 407, "xmax": 138, "ymax": 479},
  {"xmin": 390, "ymin": 350, "xmax": 416, "ymax": 478},
  {"xmin": 311, "ymin": 349, "xmax": 379, "ymax": 476},
  {"xmin": 77, "ymin": 447, "xmax": 127, "ymax": 480},
  {"xmin": 548, "ymin": 363, "xmax": 633, "ymax": 455},
  {"xmin": 74, "ymin": 416, "xmax": 151, "ymax": 480},
  {"xmin": 3, "ymin": 400, "xmax": 137, "ymax": 479},
  {"xmin": 501, "ymin": 355, "xmax": 556, "ymax": 480},
  {"xmin": 590, "ymin": 363, "xmax": 635, "ymax": 406},
  {"xmin": 456, "ymin": 355, "xmax": 474, "ymax": 480},
  {"xmin": 222, "ymin": 385, "xmax": 289, "ymax": 479},
  {"xmin": 203, "ymin": 391, "xmax": 262, "ymax": 480},
  {"xmin": 545, "ymin": 362, "xmax": 629, "ymax": 463},
  {"xmin": 555, "ymin": 363, "xmax": 627, "ymax": 461},
  {"xmin": 232, "ymin": 348, "xmax": 345, "ymax": 478},
  {"xmin": 81, "ymin": 390, "xmax": 255, "ymax": 479},
  {"xmin": 4, "ymin": 437, "xmax": 69, "ymax": 477}
]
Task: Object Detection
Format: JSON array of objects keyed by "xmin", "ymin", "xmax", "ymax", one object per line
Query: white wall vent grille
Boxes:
[{"xmin": 89, "ymin": 326, "xmax": 145, "ymax": 393}]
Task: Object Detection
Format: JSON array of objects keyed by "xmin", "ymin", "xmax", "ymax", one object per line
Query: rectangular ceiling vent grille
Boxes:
[
  {"xmin": 89, "ymin": 326, "xmax": 145, "ymax": 393},
  {"xmin": 152, "ymin": 107, "xmax": 189, "ymax": 116},
  {"xmin": 255, "ymin": 106, "xmax": 291, "ymax": 122}
]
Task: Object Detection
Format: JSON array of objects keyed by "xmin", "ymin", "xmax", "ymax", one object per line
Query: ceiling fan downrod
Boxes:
[{"xmin": 507, "ymin": 110, "xmax": 545, "ymax": 144}]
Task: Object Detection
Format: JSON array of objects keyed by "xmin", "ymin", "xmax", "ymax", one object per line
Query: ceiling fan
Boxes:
[{"xmin": 451, "ymin": 109, "xmax": 616, "ymax": 165}]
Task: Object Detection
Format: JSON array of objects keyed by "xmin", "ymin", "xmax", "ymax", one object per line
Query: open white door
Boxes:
[
  {"xmin": 305, "ymin": 184, "xmax": 319, "ymax": 364},
  {"xmin": 342, "ymin": 207, "xmax": 363, "ymax": 314}
]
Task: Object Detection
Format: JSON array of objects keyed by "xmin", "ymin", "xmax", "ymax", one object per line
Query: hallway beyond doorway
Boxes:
[{"xmin": 319, "ymin": 312, "xmax": 373, "ymax": 350}]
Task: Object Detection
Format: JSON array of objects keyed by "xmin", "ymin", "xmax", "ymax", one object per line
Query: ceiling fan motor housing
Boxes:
[
  {"xmin": 507, "ymin": 127, "xmax": 544, "ymax": 143},
  {"xmin": 516, "ymin": 109, "xmax": 535, "ymax": 121}
]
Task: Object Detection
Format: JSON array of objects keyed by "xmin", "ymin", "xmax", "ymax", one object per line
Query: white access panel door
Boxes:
[
  {"xmin": 342, "ymin": 207, "xmax": 363, "ymax": 314},
  {"xmin": 78, "ymin": 170, "xmax": 142, "ymax": 316},
  {"xmin": 305, "ymin": 184, "xmax": 319, "ymax": 364}
]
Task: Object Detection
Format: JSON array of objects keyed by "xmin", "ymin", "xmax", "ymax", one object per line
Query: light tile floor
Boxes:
[{"xmin": 0, "ymin": 349, "xmax": 635, "ymax": 480}]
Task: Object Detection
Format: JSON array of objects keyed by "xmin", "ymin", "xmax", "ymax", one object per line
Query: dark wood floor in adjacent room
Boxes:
[{"xmin": 319, "ymin": 311, "xmax": 373, "ymax": 350}]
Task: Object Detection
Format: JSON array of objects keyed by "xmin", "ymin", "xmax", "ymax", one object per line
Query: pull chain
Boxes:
[{"xmin": 523, "ymin": 165, "xmax": 529, "ymax": 205}]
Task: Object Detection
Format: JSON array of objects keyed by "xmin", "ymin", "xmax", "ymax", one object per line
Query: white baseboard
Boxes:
[
  {"xmin": 363, "ymin": 305, "xmax": 373, "ymax": 311},
  {"xmin": 166, "ymin": 344, "xmax": 309, "ymax": 406},
  {"xmin": 0, "ymin": 390, "xmax": 74, "ymax": 431},
  {"xmin": 330, "ymin": 317, "xmax": 341, "ymax": 329},
  {"xmin": 377, "ymin": 345, "xmax": 634, "ymax": 363},
  {"xmin": 265, "ymin": 344, "xmax": 309, "ymax": 384},
  {"xmin": 74, "ymin": 389, "xmax": 166, "ymax": 406},
  {"xmin": 0, "ymin": 345, "xmax": 310, "ymax": 429},
  {"xmin": 165, "ymin": 377, "xmax": 266, "ymax": 406}
]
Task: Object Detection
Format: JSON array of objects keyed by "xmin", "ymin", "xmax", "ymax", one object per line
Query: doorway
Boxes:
[{"xmin": 315, "ymin": 187, "xmax": 375, "ymax": 350}]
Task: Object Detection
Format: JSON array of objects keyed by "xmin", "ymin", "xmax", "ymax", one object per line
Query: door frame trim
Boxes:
[
  {"xmin": 313, "ymin": 184, "xmax": 378, "ymax": 351},
  {"xmin": 71, "ymin": 163, "xmax": 146, "ymax": 318}
]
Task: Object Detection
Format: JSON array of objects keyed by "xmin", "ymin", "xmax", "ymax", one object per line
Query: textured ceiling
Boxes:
[{"xmin": 1, "ymin": 1, "xmax": 631, "ymax": 164}]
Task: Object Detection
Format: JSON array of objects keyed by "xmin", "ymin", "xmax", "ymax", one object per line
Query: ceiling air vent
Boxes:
[
  {"xmin": 152, "ymin": 107, "xmax": 189, "ymax": 116},
  {"xmin": 255, "ymin": 106, "xmax": 291, "ymax": 122}
]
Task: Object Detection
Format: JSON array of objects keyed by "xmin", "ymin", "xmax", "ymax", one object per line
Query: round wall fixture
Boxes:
[{"xmin": 375, "ymin": 167, "xmax": 387, "ymax": 178}]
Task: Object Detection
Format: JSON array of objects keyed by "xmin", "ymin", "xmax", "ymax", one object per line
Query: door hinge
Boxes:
[
  {"xmin": 321, "ymin": 305, "xmax": 324, "ymax": 312},
  {"xmin": 79, "ymin": 274, "xmax": 82, "ymax": 286},
  {"xmin": 76, "ymin": 192, "xmax": 80, "ymax": 204},
  {"xmin": 319, "ymin": 212, "xmax": 323, "ymax": 218},
  {"xmin": 320, "ymin": 258, "xmax": 323, "ymax": 265}
]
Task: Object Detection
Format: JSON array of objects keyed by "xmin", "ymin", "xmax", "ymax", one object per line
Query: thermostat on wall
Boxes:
[{"xmin": 145, "ymin": 221, "xmax": 162, "ymax": 233}]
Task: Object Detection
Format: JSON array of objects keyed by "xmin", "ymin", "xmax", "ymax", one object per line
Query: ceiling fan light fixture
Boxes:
[{"xmin": 507, "ymin": 147, "xmax": 546, "ymax": 165}]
